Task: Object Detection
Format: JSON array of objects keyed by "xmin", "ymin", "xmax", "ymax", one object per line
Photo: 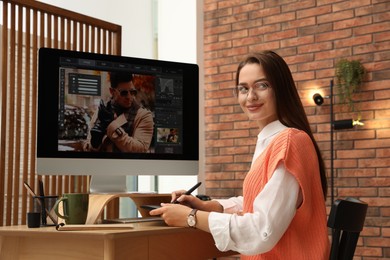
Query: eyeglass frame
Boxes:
[{"xmin": 233, "ymin": 80, "xmax": 271, "ymax": 96}]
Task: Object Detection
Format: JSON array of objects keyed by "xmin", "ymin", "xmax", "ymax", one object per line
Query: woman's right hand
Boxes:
[
  {"xmin": 171, "ymin": 190, "xmax": 202, "ymax": 208},
  {"xmin": 171, "ymin": 190, "xmax": 223, "ymax": 213},
  {"xmin": 171, "ymin": 189, "xmax": 186, "ymax": 203}
]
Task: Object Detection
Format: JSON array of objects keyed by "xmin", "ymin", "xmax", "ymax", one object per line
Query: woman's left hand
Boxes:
[{"xmin": 149, "ymin": 203, "xmax": 192, "ymax": 227}]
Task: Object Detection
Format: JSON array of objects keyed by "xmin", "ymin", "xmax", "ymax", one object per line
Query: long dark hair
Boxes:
[{"xmin": 235, "ymin": 50, "xmax": 327, "ymax": 199}]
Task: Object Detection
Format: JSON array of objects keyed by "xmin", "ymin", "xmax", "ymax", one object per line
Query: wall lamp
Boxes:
[
  {"xmin": 312, "ymin": 92, "xmax": 364, "ymax": 130},
  {"xmin": 313, "ymin": 93, "xmax": 325, "ymax": 106},
  {"xmin": 312, "ymin": 80, "xmax": 364, "ymax": 204}
]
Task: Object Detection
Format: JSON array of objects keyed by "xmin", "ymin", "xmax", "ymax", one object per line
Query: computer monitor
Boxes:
[{"xmin": 37, "ymin": 48, "xmax": 199, "ymax": 193}]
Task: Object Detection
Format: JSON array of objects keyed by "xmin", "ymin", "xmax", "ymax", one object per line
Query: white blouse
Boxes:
[{"xmin": 208, "ymin": 121, "xmax": 301, "ymax": 255}]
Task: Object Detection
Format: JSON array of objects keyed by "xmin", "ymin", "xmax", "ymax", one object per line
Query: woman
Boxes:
[{"xmin": 150, "ymin": 51, "xmax": 330, "ymax": 259}]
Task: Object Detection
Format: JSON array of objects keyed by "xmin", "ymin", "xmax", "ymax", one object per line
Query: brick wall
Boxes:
[{"xmin": 203, "ymin": 0, "xmax": 390, "ymax": 258}]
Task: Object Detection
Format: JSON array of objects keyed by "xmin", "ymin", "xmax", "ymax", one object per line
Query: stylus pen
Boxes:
[{"xmin": 172, "ymin": 182, "xmax": 202, "ymax": 204}]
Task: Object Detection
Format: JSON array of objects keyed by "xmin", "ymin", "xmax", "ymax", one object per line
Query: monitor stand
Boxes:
[
  {"xmin": 85, "ymin": 175, "xmax": 170, "ymax": 224},
  {"xmin": 89, "ymin": 175, "xmax": 128, "ymax": 194}
]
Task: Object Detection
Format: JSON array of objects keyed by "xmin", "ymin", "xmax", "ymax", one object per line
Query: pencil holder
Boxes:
[{"xmin": 33, "ymin": 195, "xmax": 58, "ymax": 226}]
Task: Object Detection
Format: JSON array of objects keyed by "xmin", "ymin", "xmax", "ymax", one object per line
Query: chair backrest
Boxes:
[{"xmin": 327, "ymin": 197, "xmax": 368, "ymax": 260}]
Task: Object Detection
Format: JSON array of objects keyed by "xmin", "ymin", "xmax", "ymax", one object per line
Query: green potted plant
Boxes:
[{"xmin": 335, "ymin": 59, "xmax": 366, "ymax": 111}]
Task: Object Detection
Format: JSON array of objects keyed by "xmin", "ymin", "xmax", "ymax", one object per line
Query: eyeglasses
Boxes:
[
  {"xmin": 112, "ymin": 88, "xmax": 137, "ymax": 97},
  {"xmin": 235, "ymin": 81, "xmax": 270, "ymax": 95}
]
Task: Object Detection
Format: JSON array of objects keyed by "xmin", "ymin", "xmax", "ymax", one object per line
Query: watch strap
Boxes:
[
  {"xmin": 189, "ymin": 208, "xmax": 198, "ymax": 217},
  {"xmin": 187, "ymin": 208, "xmax": 198, "ymax": 228}
]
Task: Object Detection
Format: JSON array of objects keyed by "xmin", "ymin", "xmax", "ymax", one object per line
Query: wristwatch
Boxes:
[{"xmin": 187, "ymin": 208, "xmax": 198, "ymax": 228}]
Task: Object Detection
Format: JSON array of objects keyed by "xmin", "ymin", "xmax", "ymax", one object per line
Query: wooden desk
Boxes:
[{"xmin": 0, "ymin": 222, "xmax": 235, "ymax": 260}]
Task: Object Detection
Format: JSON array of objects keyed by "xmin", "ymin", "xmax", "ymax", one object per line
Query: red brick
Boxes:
[
  {"xmin": 205, "ymin": 139, "xmax": 234, "ymax": 148},
  {"xmin": 284, "ymin": 53, "xmax": 314, "ymax": 64},
  {"xmin": 217, "ymin": 0, "xmax": 247, "ymax": 9},
  {"xmin": 315, "ymin": 48, "xmax": 352, "ymax": 60},
  {"xmin": 282, "ymin": 17, "xmax": 316, "ymax": 30},
  {"xmin": 317, "ymin": 10, "xmax": 354, "ymax": 24},
  {"xmin": 264, "ymin": 29, "xmax": 297, "ymax": 42},
  {"xmin": 218, "ymin": 29, "xmax": 248, "ymax": 42},
  {"xmin": 206, "ymin": 122, "xmax": 234, "ymax": 131},
  {"xmin": 249, "ymin": 24, "xmax": 281, "ymax": 36},
  {"xmin": 334, "ymin": 16, "xmax": 373, "ymax": 30},
  {"xmin": 249, "ymin": 6, "xmax": 279, "ymax": 19},
  {"xmin": 296, "ymin": 5, "xmax": 331, "ymax": 19},
  {"xmin": 220, "ymin": 146, "xmax": 249, "ymax": 155},
  {"xmin": 337, "ymin": 149, "xmax": 375, "ymax": 159},
  {"xmin": 357, "ymin": 246, "xmax": 383, "ymax": 257},
  {"xmin": 206, "ymin": 171, "xmax": 235, "ymax": 181},
  {"xmin": 232, "ymin": 36, "xmax": 263, "ymax": 48},
  {"xmin": 377, "ymin": 168, "xmax": 390, "ymax": 177},
  {"xmin": 204, "ymin": 24, "xmax": 232, "ymax": 36},
  {"xmin": 281, "ymin": 35, "xmax": 314, "ymax": 48},
  {"xmin": 248, "ymin": 41, "xmax": 281, "ymax": 53},
  {"xmin": 218, "ymin": 12, "xmax": 247, "ymax": 25},
  {"xmin": 206, "ymin": 155, "xmax": 234, "ymax": 164},
  {"xmin": 358, "ymin": 177, "xmax": 390, "ymax": 187},
  {"xmin": 355, "ymin": 138, "xmax": 390, "ymax": 149},
  {"xmin": 233, "ymin": 2, "xmax": 265, "ymax": 15},
  {"xmin": 298, "ymin": 42, "xmax": 333, "ymax": 54},
  {"xmin": 282, "ymin": 0, "xmax": 316, "ymax": 12},
  {"xmin": 332, "ymin": 0, "xmax": 371, "ymax": 12},
  {"xmin": 263, "ymin": 12, "xmax": 296, "ymax": 25},
  {"xmin": 316, "ymin": 28, "xmax": 352, "ymax": 42},
  {"xmin": 383, "ymin": 227, "xmax": 390, "ymax": 237},
  {"xmin": 220, "ymin": 129, "xmax": 251, "ymax": 139},
  {"xmin": 354, "ymin": 22, "xmax": 390, "ymax": 36},
  {"xmin": 359, "ymin": 158, "xmax": 390, "ymax": 168},
  {"xmin": 377, "ymin": 129, "xmax": 390, "ymax": 138},
  {"xmin": 292, "ymin": 71, "xmax": 315, "ymax": 81},
  {"xmin": 204, "ymin": 40, "xmax": 232, "ymax": 52},
  {"xmin": 382, "ymin": 209, "xmax": 390, "ymax": 217},
  {"xmin": 298, "ymin": 59, "xmax": 333, "ymax": 72},
  {"xmin": 334, "ymin": 35, "xmax": 373, "ymax": 48},
  {"xmin": 204, "ymin": 1, "xmax": 218, "ymax": 12},
  {"xmin": 232, "ymin": 19, "xmax": 263, "ymax": 31},
  {"xmin": 365, "ymin": 237, "xmax": 390, "ymax": 247},
  {"xmin": 374, "ymin": 31, "xmax": 390, "ymax": 42},
  {"xmin": 338, "ymin": 168, "xmax": 376, "ymax": 177}
]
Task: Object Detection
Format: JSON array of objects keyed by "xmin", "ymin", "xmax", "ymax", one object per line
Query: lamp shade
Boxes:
[
  {"xmin": 313, "ymin": 93, "xmax": 324, "ymax": 106},
  {"xmin": 333, "ymin": 119, "xmax": 353, "ymax": 130}
]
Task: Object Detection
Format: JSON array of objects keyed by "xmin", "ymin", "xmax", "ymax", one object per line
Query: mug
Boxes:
[{"xmin": 53, "ymin": 193, "xmax": 89, "ymax": 224}]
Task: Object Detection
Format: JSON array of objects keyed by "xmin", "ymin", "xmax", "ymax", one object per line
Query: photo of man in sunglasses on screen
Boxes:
[{"xmin": 84, "ymin": 71, "xmax": 154, "ymax": 153}]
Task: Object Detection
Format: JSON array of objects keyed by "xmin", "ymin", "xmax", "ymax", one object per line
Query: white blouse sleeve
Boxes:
[
  {"xmin": 213, "ymin": 196, "xmax": 244, "ymax": 214},
  {"xmin": 208, "ymin": 163, "xmax": 300, "ymax": 255}
]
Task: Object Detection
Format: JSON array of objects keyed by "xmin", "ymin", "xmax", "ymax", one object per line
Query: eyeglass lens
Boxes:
[{"xmin": 118, "ymin": 89, "xmax": 137, "ymax": 96}]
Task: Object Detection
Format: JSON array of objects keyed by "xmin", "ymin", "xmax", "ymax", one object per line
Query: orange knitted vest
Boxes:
[{"xmin": 241, "ymin": 128, "xmax": 330, "ymax": 260}]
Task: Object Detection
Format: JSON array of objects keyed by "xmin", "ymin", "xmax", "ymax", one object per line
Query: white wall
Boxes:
[{"xmin": 157, "ymin": 0, "xmax": 196, "ymax": 63}]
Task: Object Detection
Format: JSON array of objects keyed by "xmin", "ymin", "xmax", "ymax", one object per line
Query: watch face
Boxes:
[{"xmin": 187, "ymin": 215, "xmax": 196, "ymax": 227}]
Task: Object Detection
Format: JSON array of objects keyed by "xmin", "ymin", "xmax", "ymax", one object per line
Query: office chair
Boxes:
[{"xmin": 327, "ymin": 197, "xmax": 368, "ymax": 260}]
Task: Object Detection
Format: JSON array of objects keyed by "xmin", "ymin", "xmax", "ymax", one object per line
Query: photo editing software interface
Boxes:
[{"xmin": 58, "ymin": 56, "xmax": 184, "ymax": 155}]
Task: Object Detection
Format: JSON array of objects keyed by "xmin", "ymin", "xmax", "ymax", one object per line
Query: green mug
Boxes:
[{"xmin": 53, "ymin": 193, "xmax": 89, "ymax": 224}]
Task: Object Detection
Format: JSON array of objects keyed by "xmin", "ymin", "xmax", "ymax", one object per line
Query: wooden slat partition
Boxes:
[{"xmin": 0, "ymin": 0, "xmax": 121, "ymax": 226}]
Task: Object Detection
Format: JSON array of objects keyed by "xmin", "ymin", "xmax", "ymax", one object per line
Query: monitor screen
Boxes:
[{"xmin": 37, "ymin": 48, "xmax": 199, "ymax": 191}]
